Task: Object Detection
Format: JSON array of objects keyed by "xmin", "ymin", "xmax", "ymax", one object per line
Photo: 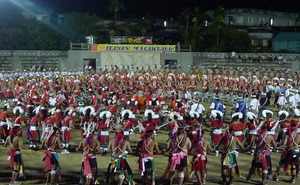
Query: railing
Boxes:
[
  {"xmin": 176, "ymin": 44, "xmax": 192, "ymax": 52},
  {"xmin": 70, "ymin": 42, "xmax": 192, "ymax": 52},
  {"xmin": 70, "ymin": 43, "xmax": 90, "ymax": 50}
]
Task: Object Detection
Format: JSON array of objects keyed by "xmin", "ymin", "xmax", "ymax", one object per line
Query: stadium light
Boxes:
[{"xmin": 204, "ymin": 21, "xmax": 208, "ymax": 27}]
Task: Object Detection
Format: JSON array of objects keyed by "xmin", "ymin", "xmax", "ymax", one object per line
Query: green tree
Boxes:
[
  {"xmin": 0, "ymin": 11, "xmax": 68, "ymax": 50},
  {"xmin": 109, "ymin": 0, "xmax": 125, "ymax": 22},
  {"xmin": 62, "ymin": 12, "xmax": 102, "ymax": 42},
  {"xmin": 220, "ymin": 27, "xmax": 251, "ymax": 52},
  {"xmin": 135, "ymin": 19, "xmax": 151, "ymax": 36},
  {"xmin": 180, "ymin": 7, "xmax": 210, "ymax": 50},
  {"xmin": 210, "ymin": 6, "xmax": 226, "ymax": 46}
]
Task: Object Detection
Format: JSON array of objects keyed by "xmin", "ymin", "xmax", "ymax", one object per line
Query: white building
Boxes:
[{"xmin": 223, "ymin": 9, "xmax": 299, "ymax": 27}]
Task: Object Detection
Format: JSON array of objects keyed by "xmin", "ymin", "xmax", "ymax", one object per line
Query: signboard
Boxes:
[
  {"xmin": 92, "ymin": 44, "xmax": 176, "ymax": 53},
  {"xmin": 111, "ymin": 36, "xmax": 153, "ymax": 44}
]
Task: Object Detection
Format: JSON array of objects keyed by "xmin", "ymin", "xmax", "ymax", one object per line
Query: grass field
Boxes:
[
  {"xmin": 0, "ymin": 101, "xmax": 298, "ymax": 185},
  {"xmin": 0, "ymin": 127, "xmax": 297, "ymax": 185}
]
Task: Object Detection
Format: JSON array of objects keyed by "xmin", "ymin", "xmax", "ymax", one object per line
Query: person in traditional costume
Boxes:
[
  {"xmin": 137, "ymin": 130, "xmax": 161, "ymax": 185},
  {"xmin": 245, "ymin": 112, "xmax": 258, "ymax": 147},
  {"xmin": 190, "ymin": 129, "xmax": 214, "ymax": 185},
  {"xmin": 276, "ymin": 110, "xmax": 290, "ymax": 145},
  {"xmin": 165, "ymin": 127, "xmax": 192, "ymax": 185},
  {"xmin": 273, "ymin": 121, "xmax": 300, "ymax": 184},
  {"xmin": 245, "ymin": 124, "xmax": 277, "ymax": 184},
  {"xmin": 12, "ymin": 106, "xmax": 25, "ymax": 128},
  {"xmin": 80, "ymin": 106, "xmax": 96, "ymax": 138},
  {"xmin": 121, "ymin": 109, "xmax": 137, "ymax": 141},
  {"xmin": 60, "ymin": 107, "xmax": 75, "ymax": 154},
  {"xmin": 187, "ymin": 110, "xmax": 201, "ymax": 147},
  {"xmin": 76, "ymin": 122, "xmax": 101, "ymax": 185},
  {"xmin": 5, "ymin": 127, "xmax": 24, "ymax": 185},
  {"xmin": 107, "ymin": 125, "xmax": 135, "ymax": 185},
  {"xmin": 97, "ymin": 110, "xmax": 113, "ymax": 154},
  {"xmin": 0, "ymin": 103, "xmax": 10, "ymax": 143},
  {"xmin": 230, "ymin": 112, "xmax": 245, "ymax": 143},
  {"xmin": 210, "ymin": 110, "xmax": 225, "ymax": 148},
  {"xmin": 216, "ymin": 128, "xmax": 244, "ymax": 185},
  {"xmin": 41, "ymin": 126, "xmax": 62, "ymax": 185},
  {"xmin": 27, "ymin": 106, "xmax": 41, "ymax": 149},
  {"xmin": 142, "ymin": 110, "xmax": 158, "ymax": 132}
]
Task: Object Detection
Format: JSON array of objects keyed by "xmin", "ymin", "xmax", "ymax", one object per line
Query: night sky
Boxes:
[{"xmin": 7, "ymin": 0, "xmax": 300, "ymax": 19}]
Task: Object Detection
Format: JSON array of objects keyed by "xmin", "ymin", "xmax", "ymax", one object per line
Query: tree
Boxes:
[
  {"xmin": 0, "ymin": 11, "xmax": 68, "ymax": 50},
  {"xmin": 179, "ymin": 7, "xmax": 210, "ymax": 50},
  {"xmin": 108, "ymin": 0, "xmax": 125, "ymax": 21},
  {"xmin": 62, "ymin": 12, "xmax": 103, "ymax": 43},
  {"xmin": 210, "ymin": 6, "xmax": 226, "ymax": 46}
]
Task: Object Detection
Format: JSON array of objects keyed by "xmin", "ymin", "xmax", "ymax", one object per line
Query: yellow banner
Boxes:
[{"xmin": 92, "ymin": 44, "xmax": 176, "ymax": 53}]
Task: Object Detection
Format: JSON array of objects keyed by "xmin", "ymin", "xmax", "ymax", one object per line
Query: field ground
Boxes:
[
  {"xmin": 0, "ymin": 101, "xmax": 298, "ymax": 185},
  {"xmin": 0, "ymin": 127, "xmax": 297, "ymax": 185}
]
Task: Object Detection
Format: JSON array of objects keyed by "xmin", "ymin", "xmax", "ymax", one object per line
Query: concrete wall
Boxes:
[
  {"xmin": 101, "ymin": 52, "xmax": 160, "ymax": 68},
  {"xmin": 64, "ymin": 50, "xmax": 101, "ymax": 70},
  {"xmin": 160, "ymin": 52, "xmax": 193, "ymax": 72},
  {"xmin": 0, "ymin": 50, "xmax": 299, "ymax": 72}
]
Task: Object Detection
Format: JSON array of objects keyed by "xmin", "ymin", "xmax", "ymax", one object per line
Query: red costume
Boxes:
[{"xmin": 230, "ymin": 122, "xmax": 244, "ymax": 142}]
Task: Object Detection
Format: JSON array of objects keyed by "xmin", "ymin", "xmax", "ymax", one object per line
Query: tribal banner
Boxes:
[{"xmin": 92, "ymin": 44, "xmax": 176, "ymax": 53}]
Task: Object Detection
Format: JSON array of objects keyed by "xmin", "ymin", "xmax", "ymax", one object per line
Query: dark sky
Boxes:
[{"xmin": 13, "ymin": 0, "xmax": 300, "ymax": 19}]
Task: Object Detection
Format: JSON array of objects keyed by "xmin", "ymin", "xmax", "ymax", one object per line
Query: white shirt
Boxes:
[
  {"xmin": 289, "ymin": 95, "xmax": 297, "ymax": 107},
  {"xmin": 277, "ymin": 96, "xmax": 286, "ymax": 106},
  {"xmin": 249, "ymin": 98, "xmax": 259, "ymax": 112},
  {"xmin": 274, "ymin": 86, "xmax": 280, "ymax": 93},
  {"xmin": 191, "ymin": 103, "xmax": 205, "ymax": 114},
  {"xmin": 285, "ymin": 89, "xmax": 290, "ymax": 98},
  {"xmin": 295, "ymin": 93, "xmax": 300, "ymax": 103},
  {"xmin": 266, "ymin": 85, "xmax": 274, "ymax": 92},
  {"xmin": 184, "ymin": 91, "xmax": 192, "ymax": 99}
]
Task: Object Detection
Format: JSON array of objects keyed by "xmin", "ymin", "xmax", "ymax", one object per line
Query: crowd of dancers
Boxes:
[{"xmin": 0, "ymin": 65, "xmax": 300, "ymax": 185}]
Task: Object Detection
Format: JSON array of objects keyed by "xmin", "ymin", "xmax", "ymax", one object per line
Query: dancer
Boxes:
[
  {"xmin": 166, "ymin": 127, "xmax": 192, "ymax": 185},
  {"xmin": 76, "ymin": 122, "xmax": 101, "ymax": 185},
  {"xmin": 61, "ymin": 108, "xmax": 75, "ymax": 154},
  {"xmin": 245, "ymin": 112, "xmax": 257, "ymax": 147},
  {"xmin": 98, "ymin": 110, "xmax": 112, "ymax": 154},
  {"xmin": 210, "ymin": 110, "xmax": 225, "ymax": 148},
  {"xmin": 245, "ymin": 124, "xmax": 277, "ymax": 185},
  {"xmin": 230, "ymin": 112, "xmax": 245, "ymax": 143},
  {"xmin": 0, "ymin": 103, "xmax": 10, "ymax": 143},
  {"xmin": 191, "ymin": 129, "xmax": 214, "ymax": 185},
  {"xmin": 216, "ymin": 128, "xmax": 245, "ymax": 185},
  {"xmin": 137, "ymin": 130, "xmax": 161, "ymax": 185},
  {"xmin": 6, "ymin": 127, "xmax": 24, "ymax": 185},
  {"xmin": 41, "ymin": 126, "xmax": 62, "ymax": 185},
  {"xmin": 273, "ymin": 121, "xmax": 300, "ymax": 183},
  {"xmin": 187, "ymin": 110, "xmax": 201, "ymax": 147},
  {"xmin": 107, "ymin": 125, "xmax": 134, "ymax": 185},
  {"xmin": 27, "ymin": 107, "xmax": 41, "ymax": 149},
  {"xmin": 121, "ymin": 109, "xmax": 136, "ymax": 141},
  {"xmin": 276, "ymin": 110, "xmax": 289, "ymax": 145}
]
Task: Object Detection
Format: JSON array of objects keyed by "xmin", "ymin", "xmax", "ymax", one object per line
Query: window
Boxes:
[
  {"xmin": 228, "ymin": 16, "xmax": 234, "ymax": 25},
  {"xmin": 262, "ymin": 40, "xmax": 268, "ymax": 47},
  {"xmin": 259, "ymin": 18, "xmax": 265, "ymax": 25},
  {"xmin": 248, "ymin": 17, "xmax": 253, "ymax": 25},
  {"xmin": 251, "ymin": 39, "xmax": 258, "ymax": 46}
]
